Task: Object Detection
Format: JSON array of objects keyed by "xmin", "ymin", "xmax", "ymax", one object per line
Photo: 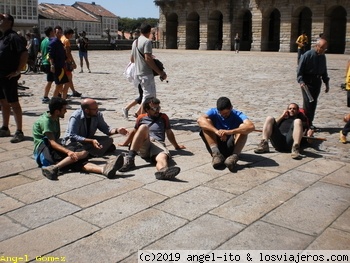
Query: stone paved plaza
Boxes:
[{"xmin": 0, "ymin": 49, "xmax": 349, "ymax": 262}]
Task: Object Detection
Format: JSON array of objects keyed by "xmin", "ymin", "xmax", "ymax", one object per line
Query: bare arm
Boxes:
[
  {"xmin": 197, "ymin": 114, "xmax": 218, "ymax": 134},
  {"xmin": 219, "ymin": 119, "xmax": 255, "ymax": 136},
  {"xmin": 166, "ymin": 129, "xmax": 185, "ymax": 149},
  {"xmin": 118, "ymin": 128, "xmax": 136, "ymax": 147},
  {"xmin": 46, "ymin": 132, "xmax": 78, "ymax": 161}
]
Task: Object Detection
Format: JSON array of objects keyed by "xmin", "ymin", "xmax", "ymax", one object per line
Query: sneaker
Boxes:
[
  {"xmin": 102, "ymin": 154, "xmax": 124, "ymax": 178},
  {"xmin": 10, "ymin": 131, "xmax": 24, "ymax": 143},
  {"xmin": 155, "ymin": 166, "xmax": 181, "ymax": 180},
  {"xmin": 224, "ymin": 154, "xmax": 239, "ymax": 172},
  {"xmin": 212, "ymin": 152, "xmax": 225, "ymax": 169},
  {"xmin": 88, "ymin": 70, "xmax": 91, "ymax": 73},
  {"xmin": 42, "ymin": 165, "xmax": 59, "ymax": 180},
  {"xmin": 340, "ymin": 131, "xmax": 347, "ymax": 144},
  {"xmin": 79, "ymin": 69, "xmax": 83, "ymax": 73},
  {"xmin": 291, "ymin": 144, "xmax": 301, "ymax": 159},
  {"xmin": 119, "ymin": 156, "xmax": 135, "ymax": 172},
  {"xmin": 254, "ymin": 139, "xmax": 269, "ymax": 153},
  {"xmin": 122, "ymin": 108, "xmax": 129, "ymax": 119},
  {"xmin": 0, "ymin": 128, "xmax": 10, "ymax": 137},
  {"xmin": 42, "ymin": 97, "xmax": 50, "ymax": 103},
  {"xmin": 72, "ymin": 91, "xmax": 82, "ymax": 97}
]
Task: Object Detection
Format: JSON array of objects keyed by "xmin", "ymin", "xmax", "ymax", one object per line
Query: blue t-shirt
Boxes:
[{"xmin": 206, "ymin": 108, "xmax": 248, "ymax": 130}]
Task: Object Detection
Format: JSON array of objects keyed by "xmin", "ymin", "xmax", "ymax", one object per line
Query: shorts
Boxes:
[
  {"xmin": 0, "ymin": 76, "xmax": 20, "ymax": 103},
  {"xmin": 79, "ymin": 51, "xmax": 88, "ymax": 59},
  {"xmin": 137, "ymin": 74, "xmax": 156, "ymax": 104},
  {"xmin": 34, "ymin": 137, "xmax": 86, "ymax": 170},
  {"xmin": 200, "ymin": 130, "xmax": 235, "ymax": 158},
  {"xmin": 138, "ymin": 137, "xmax": 170, "ymax": 160},
  {"xmin": 41, "ymin": 65, "xmax": 54, "ymax": 82},
  {"xmin": 53, "ymin": 67, "xmax": 69, "ymax": 85},
  {"xmin": 269, "ymin": 121, "xmax": 294, "ymax": 152}
]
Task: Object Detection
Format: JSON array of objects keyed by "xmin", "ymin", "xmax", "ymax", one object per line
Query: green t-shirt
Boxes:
[
  {"xmin": 32, "ymin": 112, "xmax": 60, "ymax": 153},
  {"xmin": 40, "ymin": 37, "xmax": 50, "ymax": 65}
]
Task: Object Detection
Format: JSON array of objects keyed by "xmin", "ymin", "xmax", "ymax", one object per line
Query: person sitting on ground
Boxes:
[
  {"xmin": 340, "ymin": 113, "xmax": 350, "ymax": 144},
  {"xmin": 119, "ymin": 97, "xmax": 185, "ymax": 180},
  {"xmin": 197, "ymin": 96, "xmax": 255, "ymax": 172},
  {"xmin": 254, "ymin": 102, "xmax": 314, "ymax": 159},
  {"xmin": 63, "ymin": 98, "xmax": 128, "ymax": 157},
  {"xmin": 32, "ymin": 97, "xmax": 124, "ymax": 180}
]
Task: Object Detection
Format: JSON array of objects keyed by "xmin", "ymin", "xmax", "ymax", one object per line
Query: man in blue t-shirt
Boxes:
[{"xmin": 197, "ymin": 97, "xmax": 255, "ymax": 172}]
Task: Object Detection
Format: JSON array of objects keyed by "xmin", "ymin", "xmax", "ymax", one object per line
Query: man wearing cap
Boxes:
[{"xmin": 0, "ymin": 14, "xmax": 28, "ymax": 143}]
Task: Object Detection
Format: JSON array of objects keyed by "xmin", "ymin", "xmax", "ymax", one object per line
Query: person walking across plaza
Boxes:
[
  {"xmin": 61, "ymin": 27, "xmax": 81, "ymax": 99},
  {"xmin": 297, "ymin": 38, "xmax": 330, "ymax": 129},
  {"xmin": 40, "ymin": 26, "xmax": 55, "ymax": 103},
  {"xmin": 0, "ymin": 13, "xmax": 28, "ymax": 143},
  {"xmin": 33, "ymin": 97, "xmax": 124, "ymax": 180},
  {"xmin": 254, "ymin": 103, "xmax": 314, "ymax": 159},
  {"xmin": 197, "ymin": 96, "xmax": 255, "ymax": 172},
  {"xmin": 64, "ymin": 98, "xmax": 128, "ymax": 157},
  {"xmin": 119, "ymin": 97, "xmax": 185, "ymax": 180},
  {"xmin": 48, "ymin": 26, "xmax": 69, "ymax": 98},
  {"xmin": 234, "ymin": 33, "xmax": 240, "ymax": 53},
  {"xmin": 130, "ymin": 23, "xmax": 167, "ymax": 114},
  {"xmin": 76, "ymin": 31, "xmax": 91, "ymax": 73},
  {"xmin": 296, "ymin": 31, "xmax": 308, "ymax": 64}
]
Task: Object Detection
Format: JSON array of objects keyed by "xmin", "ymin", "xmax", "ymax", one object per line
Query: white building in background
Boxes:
[
  {"xmin": 0, "ymin": 1, "xmax": 118, "ymax": 39},
  {"xmin": 0, "ymin": 0, "xmax": 38, "ymax": 34}
]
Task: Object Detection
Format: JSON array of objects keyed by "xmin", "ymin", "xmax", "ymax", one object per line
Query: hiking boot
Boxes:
[
  {"xmin": 102, "ymin": 154, "xmax": 124, "ymax": 178},
  {"xmin": 72, "ymin": 91, "xmax": 82, "ymax": 97},
  {"xmin": 0, "ymin": 128, "xmax": 10, "ymax": 137},
  {"xmin": 254, "ymin": 139, "xmax": 269, "ymax": 153},
  {"xmin": 340, "ymin": 131, "xmax": 347, "ymax": 144},
  {"xmin": 122, "ymin": 107, "xmax": 129, "ymax": 119},
  {"xmin": 224, "ymin": 154, "xmax": 239, "ymax": 172},
  {"xmin": 155, "ymin": 166, "xmax": 181, "ymax": 180},
  {"xmin": 119, "ymin": 156, "xmax": 135, "ymax": 172},
  {"xmin": 291, "ymin": 144, "xmax": 301, "ymax": 159},
  {"xmin": 212, "ymin": 152, "xmax": 225, "ymax": 169},
  {"xmin": 42, "ymin": 165, "xmax": 59, "ymax": 180},
  {"xmin": 10, "ymin": 131, "xmax": 24, "ymax": 143}
]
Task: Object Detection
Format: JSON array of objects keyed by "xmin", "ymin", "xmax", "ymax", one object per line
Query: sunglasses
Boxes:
[{"xmin": 150, "ymin": 106, "xmax": 161, "ymax": 111}]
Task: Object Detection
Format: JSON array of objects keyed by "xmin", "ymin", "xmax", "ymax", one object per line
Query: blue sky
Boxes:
[{"xmin": 38, "ymin": 0, "xmax": 159, "ymax": 18}]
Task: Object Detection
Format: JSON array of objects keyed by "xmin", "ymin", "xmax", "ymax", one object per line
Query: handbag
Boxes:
[{"xmin": 136, "ymin": 39, "xmax": 164, "ymax": 76}]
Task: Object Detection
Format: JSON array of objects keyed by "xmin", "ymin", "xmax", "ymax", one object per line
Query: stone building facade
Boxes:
[{"xmin": 154, "ymin": 0, "xmax": 350, "ymax": 54}]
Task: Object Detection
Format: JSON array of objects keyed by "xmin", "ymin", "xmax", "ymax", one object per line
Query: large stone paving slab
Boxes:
[{"xmin": 263, "ymin": 182, "xmax": 350, "ymax": 236}]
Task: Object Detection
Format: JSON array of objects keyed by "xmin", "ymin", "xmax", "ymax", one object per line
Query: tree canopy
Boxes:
[{"xmin": 118, "ymin": 17, "xmax": 159, "ymax": 32}]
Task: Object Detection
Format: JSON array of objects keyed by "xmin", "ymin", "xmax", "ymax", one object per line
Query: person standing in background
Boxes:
[
  {"xmin": 40, "ymin": 26, "xmax": 55, "ymax": 103},
  {"xmin": 234, "ymin": 33, "xmax": 240, "ymax": 53},
  {"xmin": 296, "ymin": 31, "xmax": 308, "ymax": 64},
  {"xmin": 76, "ymin": 31, "xmax": 90, "ymax": 73},
  {"xmin": 0, "ymin": 14, "xmax": 28, "ymax": 143}
]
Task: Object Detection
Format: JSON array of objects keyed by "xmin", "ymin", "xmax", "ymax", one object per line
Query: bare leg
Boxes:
[
  {"xmin": 0, "ymin": 99, "xmax": 10, "ymax": 127},
  {"xmin": 155, "ymin": 152, "xmax": 168, "ymax": 171},
  {"xmin": 261, "ymin": 116, "xmax": 275, "ymax": 140},
  {"xmin": 10, "ymin": 102, "xmax": 22, "ymax": 131},
  {"xmin": 292, "ymin": 119, "xmax": 304, "ymax": 146},
  {"xmin": 44, "ymin": 81, "xmax": 53, "ymax": 97}
]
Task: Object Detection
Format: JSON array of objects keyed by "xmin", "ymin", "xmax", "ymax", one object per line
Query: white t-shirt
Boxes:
[{"xmin": 131, "ymin": 35, "xmax": 153, "ymax": 76}]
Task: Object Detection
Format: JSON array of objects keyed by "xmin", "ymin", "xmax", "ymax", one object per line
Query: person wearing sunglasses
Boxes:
[
  {"xmin": 297, "ymin": 38, "xmax": 330, "ymax": 130},
  {"xmin": 0, "ymin": 14, "xmax": 28, "ymax": 143},
  {"xmin": 197, "ymin": 96, "xmax": 255, "ymax": 172},
  {"xmin": 254, "ymin": 103, "xmax": 314, "ymax": 159},
  {"xmin": 119, "ymin": 97, "xmax": 185, "ymax": 180}
]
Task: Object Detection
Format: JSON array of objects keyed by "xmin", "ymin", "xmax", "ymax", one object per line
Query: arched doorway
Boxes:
[
  {"xmin": 291, "ymin": 7, "xmax": 312, "ymax": 52},
  {"xmin": 166, "ymin": 13, "xmax": 178, "ymax": 49},
  {"xmin": 261, "ymin": 8, "xmax": 281, "ymax": 51},
  {"xmin": 241, "ymin": 10, "xmax": 252, "ymax": 51},
  {"xmin": 326, "ymin": 6, "xmax": 347, "ymax": 53},
  {"xmin": 186, "ymin": 12, "xmax": 200, "ymax": 50},
  {"xmin": 207, "ymin": 10, "xmax": 223, "ymax": 50}
]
